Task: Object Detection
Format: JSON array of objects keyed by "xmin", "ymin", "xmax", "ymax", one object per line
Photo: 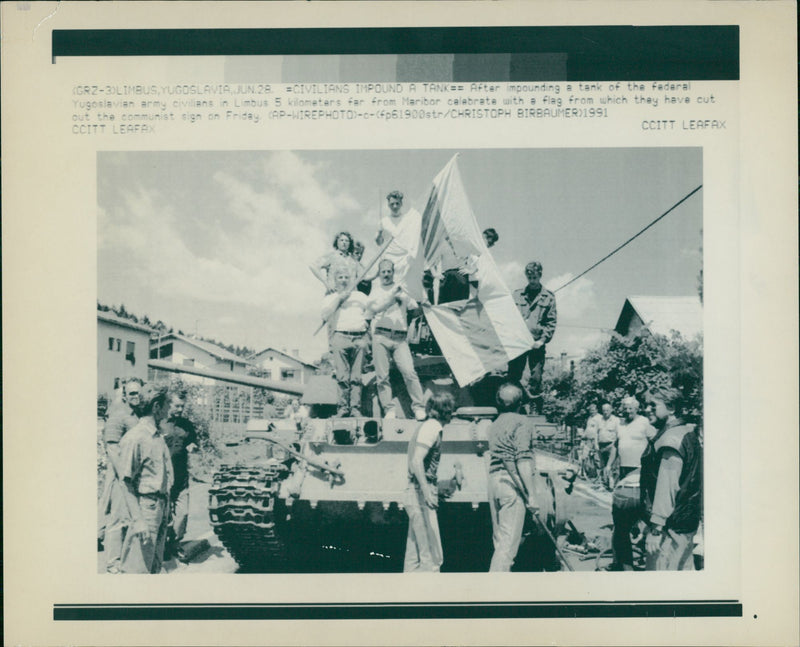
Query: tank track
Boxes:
[{"xmin": 208, "ymin": 463, "xmax": 292, "ymax": 572}]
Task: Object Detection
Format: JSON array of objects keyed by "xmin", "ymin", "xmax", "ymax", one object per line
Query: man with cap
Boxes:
[
  {"xmin": 487, "ymin": 383, "xmax": 539, "ymax": 571},
  {"xmin": 118, "ymin": 383, "xmax": 174, "ymax": 573},
  {"xmin": 509, "ymin": 261, "xmax": 557, "ymax": 413}
]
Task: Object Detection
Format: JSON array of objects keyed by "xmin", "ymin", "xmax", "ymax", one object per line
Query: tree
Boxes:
[{"xmin": 543, "ymin": 330, "xmax": 703, "ymax": 426}]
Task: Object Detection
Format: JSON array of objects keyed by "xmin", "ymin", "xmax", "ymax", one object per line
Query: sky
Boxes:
[{"xmin": 97, "ymin": 147, "xmax": 702, "ymax": 363}]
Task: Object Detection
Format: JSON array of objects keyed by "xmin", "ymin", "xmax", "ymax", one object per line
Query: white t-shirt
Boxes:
[
  {"xmin": 617, "ymin": 415, "xmax": 654, "ymax": 468},
  {"xmin": 380, "ymin": 208, "xmax": 422, "ymax": 287},
  {"xmin": 369, "ymin": 282, "xmax": 417, "ymax": 332},
  {"xmin": 321, "ymin": 291, "xmax": 369, "ymax": 332}
]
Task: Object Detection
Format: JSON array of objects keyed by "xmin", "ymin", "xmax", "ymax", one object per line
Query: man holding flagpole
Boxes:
[{"xmin": 375, "ymin": 190, "xmax": 422, "ymax": 292}]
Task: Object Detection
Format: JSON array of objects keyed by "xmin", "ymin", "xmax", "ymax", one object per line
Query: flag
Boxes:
[{"xmin": 416, "ymin": 155, "xmax": 534, "ymax": 386}]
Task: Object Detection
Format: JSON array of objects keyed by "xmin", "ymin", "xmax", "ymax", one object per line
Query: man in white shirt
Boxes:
[
  {"xmin": 321, "ymin": 266, "xmax": 371, "ymax": 417},
  {"xmin": 615, "ymin": 396, "xmax": 655, "ymax": 479},
  {"xmin": 607, "ymin": 396, "xmax": 655, "ymax": 570},
  {"xmin": 375, "ymin": 190, "xmax": 421, "ymax": 290},
  {"xmin": 368, "ymin": 259, "xmax": 426, "ymax": 421}
]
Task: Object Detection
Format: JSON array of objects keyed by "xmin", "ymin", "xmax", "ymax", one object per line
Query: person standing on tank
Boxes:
[
  {"xmin": 352, "ymin": 240, "xmax": 376, "ymax": 296},
  {"xmin": 375, "ymin": 190, "xmax": 422, "ymax": 291},
  {"xmin": 403, "ymin": 391, "xmax": 455, "ymax": 572},
  {"xmin": 321, "ymin": 265, "xmax": 371, "ymax": 417},
  {"xmin": 310, "ymin": 231, "xmax": 360, "ymax": 293},
  {"xmin": 368, "ymin": 259, "xmax": 427, "ymax": 421},
  {"xmin": 486, "ymin": 383, "xmax": 540, "ymax": 571},
  {"xmin": 509, "ymin": 261, "xmax": 557, "ymax": 414}
]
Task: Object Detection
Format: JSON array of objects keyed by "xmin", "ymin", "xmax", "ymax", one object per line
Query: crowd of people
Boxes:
[
  {"xmin": 311, "ymin": 189, "xmax": 558, "ymax": 419},
  {"xmin": 576, "ymin": 389, "xmax": 704, "ymax": 571},
  {"xmin": 406, "ymin": 383, "xmax": 703, "ymax": 573},
  {"xmin": 98, "ymin": 190, "xmax": 701, "ymax": 575},
  {"xmin": 98, "ymin": 379, "xmax": 196, "ymax": 574}
]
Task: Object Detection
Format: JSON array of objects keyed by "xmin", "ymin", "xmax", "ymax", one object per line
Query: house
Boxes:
[
  {"xmin": 98, "ymin": 311, "xmax": 153, "ymax": 396},
  {"xmin": 249, "ymin": 347, "xmax": 317, "ymax": 385},
  {"xmin": 614, "ymin": 296, "xmax": 703, "ymax": 340},
  {"xmin": 149, "ymin": 333, "xmax": 252, "ymax": 381}
]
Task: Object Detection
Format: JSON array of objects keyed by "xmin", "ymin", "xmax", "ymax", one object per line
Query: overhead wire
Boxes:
[{"xmin": 553, "ymin": 184, "xmax": 703, "ymax": 294}]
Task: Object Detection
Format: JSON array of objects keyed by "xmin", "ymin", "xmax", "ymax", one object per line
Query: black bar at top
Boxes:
[
  {"xmin": 51, "ymin": 26, "xmax": 739, "ymax": 80},
  {"xmin": 54, "ymin": 601, "xmax": 743, "ymax": 621}
]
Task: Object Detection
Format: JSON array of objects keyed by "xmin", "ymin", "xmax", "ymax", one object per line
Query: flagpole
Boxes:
[{"xmin": 313, "ymin": 234, "xmax": 395, "ymax": 336}]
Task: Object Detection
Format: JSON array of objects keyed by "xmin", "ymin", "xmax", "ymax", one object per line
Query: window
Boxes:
[
  {"xmin": 125, "ymin": 341, "xmax": 135, "ymax": 364},
  {"xmin": 108, "ymin": 337, "xmax": 115, "ymax": 351},
  {"xmin": 151, "ymin": 342, "xmax": 173, "ymax": 359},
  {"xmin": 262, "ymin": 370, "xmax": 272, "ymax": 380},
  {"xmin": 116, "ymin": 338, "xmax": 121, "ymax": 351},
  {"xmin": 281, "ymin": 369, "xmax": 297, "ymax": 381}
]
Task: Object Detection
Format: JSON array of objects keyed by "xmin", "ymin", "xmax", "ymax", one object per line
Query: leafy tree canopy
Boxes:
[{"xmin": 542, "ymin": 330, "xmax": 703, "ymax": 427}]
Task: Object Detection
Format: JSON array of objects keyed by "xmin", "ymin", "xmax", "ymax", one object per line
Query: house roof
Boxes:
[
  {"xmin": 615, "ymin": 296, "xmax": 703, "ymax": 339},
  {"xmin": 250, "ymin": 347, "xmax": 316, "ymax": 369},
  {"xmin": 98, "ymin": 310, "xmax": 155, "ymax": 334},
  {"xmin": 151, "ymin": 332, "xmax": 252, "ymax": 365}
]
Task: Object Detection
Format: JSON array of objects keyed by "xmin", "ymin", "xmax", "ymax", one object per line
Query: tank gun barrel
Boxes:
[{"xmin": 148, "ymin": 358, "xmax": 305, "ymax": 396}]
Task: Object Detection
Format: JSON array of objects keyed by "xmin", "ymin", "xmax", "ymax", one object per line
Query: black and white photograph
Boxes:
[
  {"xmin": 3, "ymin": 2, "xmax": 797, "ymax": 646},
  {"xmin": 96, "ymin": 147, "xmax": 704, "ymax": 575}
]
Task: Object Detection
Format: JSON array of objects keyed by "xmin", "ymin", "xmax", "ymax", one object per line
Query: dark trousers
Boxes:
[
  {"xmin": 508, "ymin": 345, "xmax": 546, "ymax": 412},
  {"xmin": 611, "ymin": 484, "xmax": 642, "ymax": 569}
]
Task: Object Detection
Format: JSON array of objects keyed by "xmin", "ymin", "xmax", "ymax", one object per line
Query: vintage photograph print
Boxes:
[{"xmin": 96, "ymin": 147, "xmax": 703, "ymax": 575}]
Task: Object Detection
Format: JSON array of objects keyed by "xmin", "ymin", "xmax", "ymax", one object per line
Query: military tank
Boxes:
[{"xmin": 208, "ymin": 370, "xmax": 577, "ymax": 573}]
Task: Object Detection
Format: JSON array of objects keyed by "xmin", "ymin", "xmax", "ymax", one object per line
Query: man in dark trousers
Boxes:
[
  {"xmin": 161, "ymin": 391, "xmax": 197, "ymax": 561},
  {"xmin": 509, "ymin": 261, "xmax": 557, "ymax": 413}
]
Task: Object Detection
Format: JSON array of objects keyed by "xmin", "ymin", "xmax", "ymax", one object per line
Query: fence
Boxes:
[{"xmin": 148, "ymin": 366, "xmax": 287, "ymax": 423}]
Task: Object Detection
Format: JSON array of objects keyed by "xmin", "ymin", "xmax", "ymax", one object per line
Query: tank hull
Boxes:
[{"xmin": 209, "ymin": 414, "xmax": 575, "ymax": 572}]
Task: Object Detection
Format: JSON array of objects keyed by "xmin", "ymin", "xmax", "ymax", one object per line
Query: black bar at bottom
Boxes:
[{"xmin": 54, "ymin": 601, "xmax": 742, "ymax": 621}]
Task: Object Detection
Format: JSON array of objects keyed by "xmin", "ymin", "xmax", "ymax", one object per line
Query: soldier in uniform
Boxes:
[
  {"xmin": 99, "ymin": 377, "xmax": 143, "ymax": 574},
  {"xmin": 509, "ymin": 261, "xmax": 557, "ymax": 413},
  {"xmin": 118, "ymin": 383, "xmax": 174, "ymax": 574}
]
